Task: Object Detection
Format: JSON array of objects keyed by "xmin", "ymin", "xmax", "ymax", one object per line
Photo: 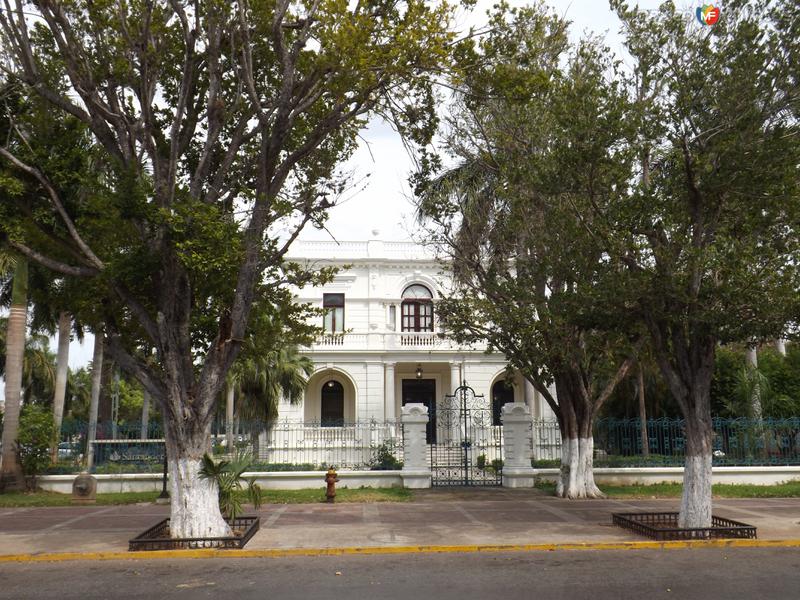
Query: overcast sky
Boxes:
[
  {"xmin": 59, "ymin": 0, "xmax": 670, "ymax": 370},
  {"xmin": 302, "ymin": 0, "xmax": 670, "ymax": 243}
]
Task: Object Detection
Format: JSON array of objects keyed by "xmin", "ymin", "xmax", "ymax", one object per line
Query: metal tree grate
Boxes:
[
  {"xmin": 129, "ymin": 516, "xmax": 260, "ymax": 551},
  {"xmin": 612, "ymin": 512, "xmax": 757, "ymax": 541}
]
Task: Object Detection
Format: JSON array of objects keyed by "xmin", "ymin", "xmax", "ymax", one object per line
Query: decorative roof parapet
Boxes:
[{"xmin": 286, "ymin": 239, "xmax": 437, "ymax": 262}]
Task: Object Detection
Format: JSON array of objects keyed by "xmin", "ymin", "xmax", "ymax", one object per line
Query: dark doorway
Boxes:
[
  {"xmin": 491, "ymin": 380, "xmax": 515, "ymax": 426},
  {"xmin": 321, "ymin": 380, "xmax": 344, "ymax": 426},
  {"xmin": 402, "ymin": 378, "xmax": 436, "ymax": 443}
]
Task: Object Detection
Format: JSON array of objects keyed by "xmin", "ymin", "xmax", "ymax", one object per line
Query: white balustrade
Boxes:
[{"xmin": 304, "ymin": 332, "xmax": 484, "ymax": 352}]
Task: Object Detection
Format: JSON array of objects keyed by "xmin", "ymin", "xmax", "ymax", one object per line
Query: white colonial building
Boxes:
[{"xmin": 279, "ymin": 236, "xmax": 555, "ymax": 429}]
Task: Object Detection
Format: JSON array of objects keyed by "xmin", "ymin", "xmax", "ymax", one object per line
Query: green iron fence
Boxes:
[
  {"xmin": 592, "ymin": 417, "xmax": 800, "ymax": 467},
  {"xmin": 52, "ymin": 416, "xmax": 800, "ymax": 472}
]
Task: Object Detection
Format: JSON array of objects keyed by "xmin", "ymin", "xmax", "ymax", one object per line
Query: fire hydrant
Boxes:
[{"xmin": 325, "ymin": 467, "xmax": 340, "ymax": 503}]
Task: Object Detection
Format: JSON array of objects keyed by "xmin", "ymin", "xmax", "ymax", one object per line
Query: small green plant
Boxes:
[
  {"xmin": 476, "ymin": 454, "xmax": 487, "ymax": 470},
  {"xmin": 17, "ymin": 405, "xmax": 56, "ymax": 489},
  {"xmin": 369, "ymin": 442, "xmax": 403, "ymax": 470},
  {"xmin": 199, "ymin": 451, "xmax": 262, "ymax": 520},
  {"xmin": 490, "ymin": 458, "xmax": 504, "ymax": 473}
]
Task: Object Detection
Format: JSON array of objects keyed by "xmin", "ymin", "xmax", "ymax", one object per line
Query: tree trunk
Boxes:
[
  {"xmin": 250, "ymin": 428, "xmax": 261, "ymax": 460},
  {"xmin": 0, "ymin": 257, "xmax": 28, "ymax": 491},
  {"xmin": 679, "ymin": 412, "xmax": 713, "ymax": 529},
  {"xmin": 97, "ymin": 354, "xmax": 115, "ymax": 434},
  {"xmin": 85, "ymin": 331, "xmax": 104, "ymax": 469},
  {"xmin": 557, "ymin": 431, "xmax": 603, "ymax": 498},
  {"xmin": 226, "ymin": 385, "xmax": 234, "ymax": 453},
  {"xmin": 745, "ymin": 345, "xmax": 763, "ymax": 420},
  {"xmin": 140, "ymin": 389, "xmax": 150, "ymax": 440},
  {"xmin": 51, "ymin": 311, "xmax": 71, "ymax": 462},
  {"xmin": 638, "ymin": 365, "xmax": 649, "ymax": 457},
  {"xmin": 555, "ymin": 389, "xmax": 603, "ymax": 499},
  {"xmin": 165, "ymin": 419, "xmax": 230, "ymax": 538},
  {"xmin": 647, "ymin": 325, "xmax": 717, "ymax": 529}
]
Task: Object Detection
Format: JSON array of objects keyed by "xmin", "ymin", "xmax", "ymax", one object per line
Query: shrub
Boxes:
[
  {"xmin": 369, "ymin": 442, "xmax": 403, "ymax": 470},
  {"xmin": 44, "ymin": 462, "xmax": 82, "ymax": 475},
  {"xmin": 531, "ymin": 459, "xmax": 560, "ymax": 469},
  {"xmin": 248, "ymin": 462, "xmax": 325, "ymax": 472},
  {"xmin": 17, "ymin": 404, "xmax": 56, "ymax": 488},
  {"xmin": 93, "ymin": 462, "xmax": 163, "ymax": 474}
]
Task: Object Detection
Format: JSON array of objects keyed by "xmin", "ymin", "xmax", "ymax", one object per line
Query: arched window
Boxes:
[
  {"xmin": 321, "ymin": 380, "xmax": 344, "ymax": 426},
  {"xmin": 401, "ymin": 284, "xmax": 433, "ymax": 332},
  {"xmin": 491, "ymin": 381, "xmax": 515, "ymax": 426}
]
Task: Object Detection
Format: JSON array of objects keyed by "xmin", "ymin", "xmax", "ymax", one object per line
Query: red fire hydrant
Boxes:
[{"xmin": 325, "ymin": 467, "xmax": 340, "ymax": 503}]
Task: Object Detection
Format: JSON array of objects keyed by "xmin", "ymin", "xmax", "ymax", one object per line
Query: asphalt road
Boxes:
[{"xmin": 1, "ymin": 548, "xmax": 799, "ymax": 599}]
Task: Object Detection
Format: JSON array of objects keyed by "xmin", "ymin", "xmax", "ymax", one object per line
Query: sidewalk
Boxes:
[{"xmin": 1, "ymin": 488, "xmax": 798, "ymax": 558}]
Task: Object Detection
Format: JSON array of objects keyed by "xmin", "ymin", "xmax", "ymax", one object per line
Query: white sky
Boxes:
[{"xmin": 57, "ymin": 0, "xmax": 671, "ymax": 371}]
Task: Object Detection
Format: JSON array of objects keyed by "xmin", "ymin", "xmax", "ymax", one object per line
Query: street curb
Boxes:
[{"xmin": 2, "ymin": 538, "xmax": 800, "ymax": 563}]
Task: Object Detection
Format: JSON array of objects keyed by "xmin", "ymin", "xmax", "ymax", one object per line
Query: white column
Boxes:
[
  {"xmin": 385, "ymin": 362, "xmax": 396, "ymax": 421},
  {"xmin": 401, "ymin": 403, "xmax": 431, "ymax": 488},
  {"xmin": 775, "ymin": 339, "xmax": 787, "ymax": 356},
  {"xmin": 523, "ymin": 379, "xmax": 538, "ymax": 419},
  {"xmin": 448, "ymin": 362, "xmax": 462, "ymax": 442},
  {"xmin": 501, "ymin": 402, "xmax": 536, "ymax": 488},
  {"xmin": 450, "ymin": 362, "xmax": 461, "ymax": 394}
]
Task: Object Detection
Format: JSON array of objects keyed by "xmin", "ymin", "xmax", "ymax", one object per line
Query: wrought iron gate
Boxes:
[{"xmin": 430, "ymin": 382, "xmax": 503, "ymax": 486}]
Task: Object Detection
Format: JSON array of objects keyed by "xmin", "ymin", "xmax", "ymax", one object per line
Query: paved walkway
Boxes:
[{"xmin": 0, "ymin": 488, "xmax": 798, "ymax": 557}]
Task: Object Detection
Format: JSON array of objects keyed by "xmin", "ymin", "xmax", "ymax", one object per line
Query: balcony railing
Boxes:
[{"xmin": 306, "ymin": 331, "xmax": 483, "ymax": 351}]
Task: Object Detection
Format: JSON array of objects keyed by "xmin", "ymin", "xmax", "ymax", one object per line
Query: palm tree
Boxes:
[
  {"xmin": 227, "ymin": 342, "xmax": 313, "ymax": 459},
  {"xmin": 51, "ymin": 312, "xmax": 71, "ymax": 460},
  {"xmin": 1, "ymin": 254, "xmax": 28, "ymax": 491},
  {"xmin": 85, "ymin": 328, "xmax": 104, "ymax": 469},
  {"xmin": 19, "ymin": 333, "xmax": 56, "ymax": 403},
  {"xmin": 0, "ymin": 324, "xmax": 57, "ymax": 403}
]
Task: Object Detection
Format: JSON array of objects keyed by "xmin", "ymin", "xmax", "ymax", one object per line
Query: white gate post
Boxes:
[
  {"xmin": 401, "ymin": 403, "xmax": 431, "ymax": 488},
  {"xmin": 501, "ymin": 402, "xmax": 536, "ymax": 488}
]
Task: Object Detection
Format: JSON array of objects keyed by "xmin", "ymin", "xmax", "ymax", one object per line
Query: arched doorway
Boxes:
[{"xmin": 303, "ymin": 369, "xmax": 357, "ymax": 423}]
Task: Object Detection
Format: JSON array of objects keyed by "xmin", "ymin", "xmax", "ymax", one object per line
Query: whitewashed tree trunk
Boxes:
[
  {"xmin": 85, "ymin": 331, "xmax": 104, "ymax": 469},
  {"xmin": 51, "ymin": 312, "xmax": 71, "ymax": 462},
  {"xmin": 165, "ymin": 415, "xmax": 230, "ymax": 538},
  {"xmin": 557, "ymin": 435, "xmax": 604, "ymax": 499},
  {"xmin": 168, "ymin": 456, "xmax": 231, "ymax": 539},
  {"xmin": 679, "ymin": 412, "xmax": 714, "ymax": 529},
  {"xmin": 580, "ymin": 437, "xmax": 602, "ymax": 496},
  {"xmin": 679, "ymin": 451, "xmax": 713, "ymax": 529},
  {"xmin": 550, "ymin": 358, "xmax": 634, "ymax": 501}
]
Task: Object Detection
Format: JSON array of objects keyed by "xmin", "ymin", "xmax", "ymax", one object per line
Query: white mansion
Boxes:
[{"xmin": 279, "ymin": 237, "xmax": 556, "ymax": 428}]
